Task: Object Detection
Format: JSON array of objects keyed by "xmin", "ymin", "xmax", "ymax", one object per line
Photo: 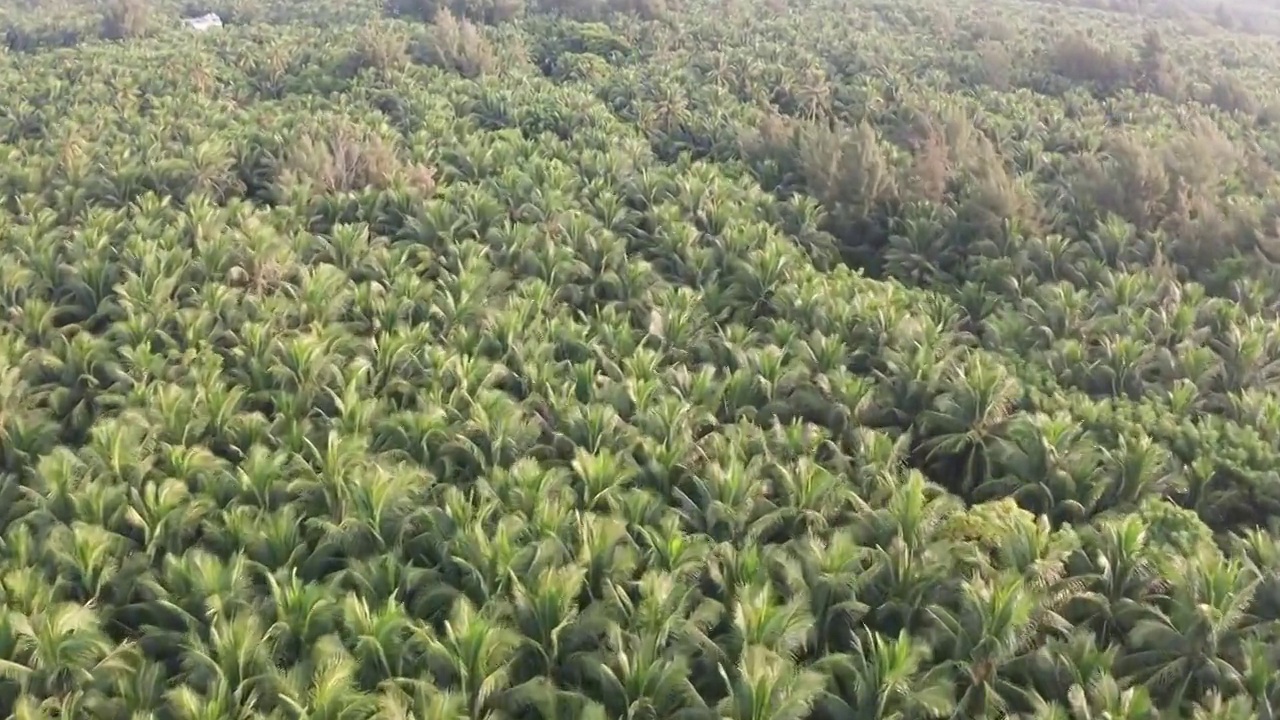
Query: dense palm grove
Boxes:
[{"xmin": 5, "ymin": 0, "xmax": 1280, "ymax": 717}]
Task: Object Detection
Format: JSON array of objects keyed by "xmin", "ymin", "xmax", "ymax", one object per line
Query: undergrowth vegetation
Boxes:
[{"xmin": 3, "ymin": 0, "xmax": 1280, "ymax": 717}]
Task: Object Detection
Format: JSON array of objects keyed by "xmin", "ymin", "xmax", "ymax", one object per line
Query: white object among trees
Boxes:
[{"xmin": 182, "ymin": 13, "xmax": 223, "ymax": 31}]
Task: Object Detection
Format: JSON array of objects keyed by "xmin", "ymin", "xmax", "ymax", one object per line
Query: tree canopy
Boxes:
[{"xmin": 2, "ymin": 0, "xmax": 1280, "ymax": 717}]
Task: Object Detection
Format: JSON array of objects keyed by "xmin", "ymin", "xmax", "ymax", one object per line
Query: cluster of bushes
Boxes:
[
  {"xmin": 1, "ymin": 0, "xmax": 665, "ymax": 52},
  {"xmin": 1038, "ymin": 27, "xmax": 1267, "ymax": 116},
  {"xmin": 384, "ymin": 0, "xmax": 675, "ymax": 23},
  {"xmin": 737, "ymin": 77, "xmax": 1275, "ymax": 296},
  {"xmin": 952, "ymin": 21, "xmax": 1268, "ymax": 121},
  {"xmin": 272, "ymin": 117, "xmax": 438, "ymax": 203}
]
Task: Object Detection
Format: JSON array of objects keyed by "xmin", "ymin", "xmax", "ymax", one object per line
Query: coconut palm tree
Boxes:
[
  {"xmin": 813, "ymin": 629, "xmax": 954, "ymax": 720},
  {"xmin": 932, "ymin": 573, "xmax": 1064, "ymax": 718},
  {"xmin": 1118, "ymin": 558, "xmax": 1265, "ymax": 711}
]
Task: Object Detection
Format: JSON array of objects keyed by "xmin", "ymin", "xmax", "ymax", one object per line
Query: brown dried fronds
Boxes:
[
  {"xmin": 273, "ymin": 116, "xmax": 439, "ymax": 203},
  {"xmin": 737, "ymin": 109, "xmax": 803, "ymax": 185},
  {"xmin": 1087, "ymin": 133, "xmax": 1170, "ymax": 233},
  {"xmin": 225, "ymin": 215, "xmax": 301, "ymax": 296},
  {"xmin": 1163, "ymin": 115, "xmax": 1238, "ymax": 193},
  {"xmin": 275, "ymin": 122, "xmax": 404, "ymax": 197},
  {"xmin": 1135, "ymin": 28, "xmax": 1183, "ymax": 100},
  {"xmin": 1166, "ymin": 195, "xmax": 1258, "ymax": 272},
  {"xmin": 1252, "ymin": 199, "xmax": 1280, "ymax": 263},
  {"xmin": 421, "ymin": 8, "xmax": 496, "ymax": 77},
  {"xmin": 401, "ymin": 162, "xmax": 438, "ymax": 197},
  {"xmin": 227, "ymin": 259, "xmax": 289, "ymax": 295},
  {"xmin": 909, "ymin": 121, "xmax": 951, "ymax": 204},
  {"xmin": 1049, "ymin": 32, "xmax": 1133, "ymax": 93},
  {"xmin": 353, "ymin": 22, "xmax": 411, "ymax": 74},
  {"xmin": 1203, "ymin": 73, "xmax": 1259, "ymax": 116},
  {"xmin": 741, "ymin": 110, "xmax": 795, "ymax": 155},
  {"xmin": 742, "ymin": 113, "xmax": 899, "ymax": 224},
  {"xmin": 189, "ymin": 63, "xmax": 215, "ymax": 96},
  {"xmin": 796, "ymin": 120, "xmax": 897, "ymax": 218},
  {"xmin": 974, "ymin": 39, "xmax": 1013, "ymax": 91},
  {"xmin": 958, "ymin": 156, "xmax": 1039, "ymax": 240}
]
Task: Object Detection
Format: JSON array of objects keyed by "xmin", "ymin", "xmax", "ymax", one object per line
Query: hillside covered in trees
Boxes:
[{"xmin": 4, "ymin": 0, "xmax": 1280, "ymax": 717}]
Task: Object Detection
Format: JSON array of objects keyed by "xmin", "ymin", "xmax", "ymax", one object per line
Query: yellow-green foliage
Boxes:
[{"xmin": 0, "ymin": 0, "xmax": 1279, "ymax": 718}]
